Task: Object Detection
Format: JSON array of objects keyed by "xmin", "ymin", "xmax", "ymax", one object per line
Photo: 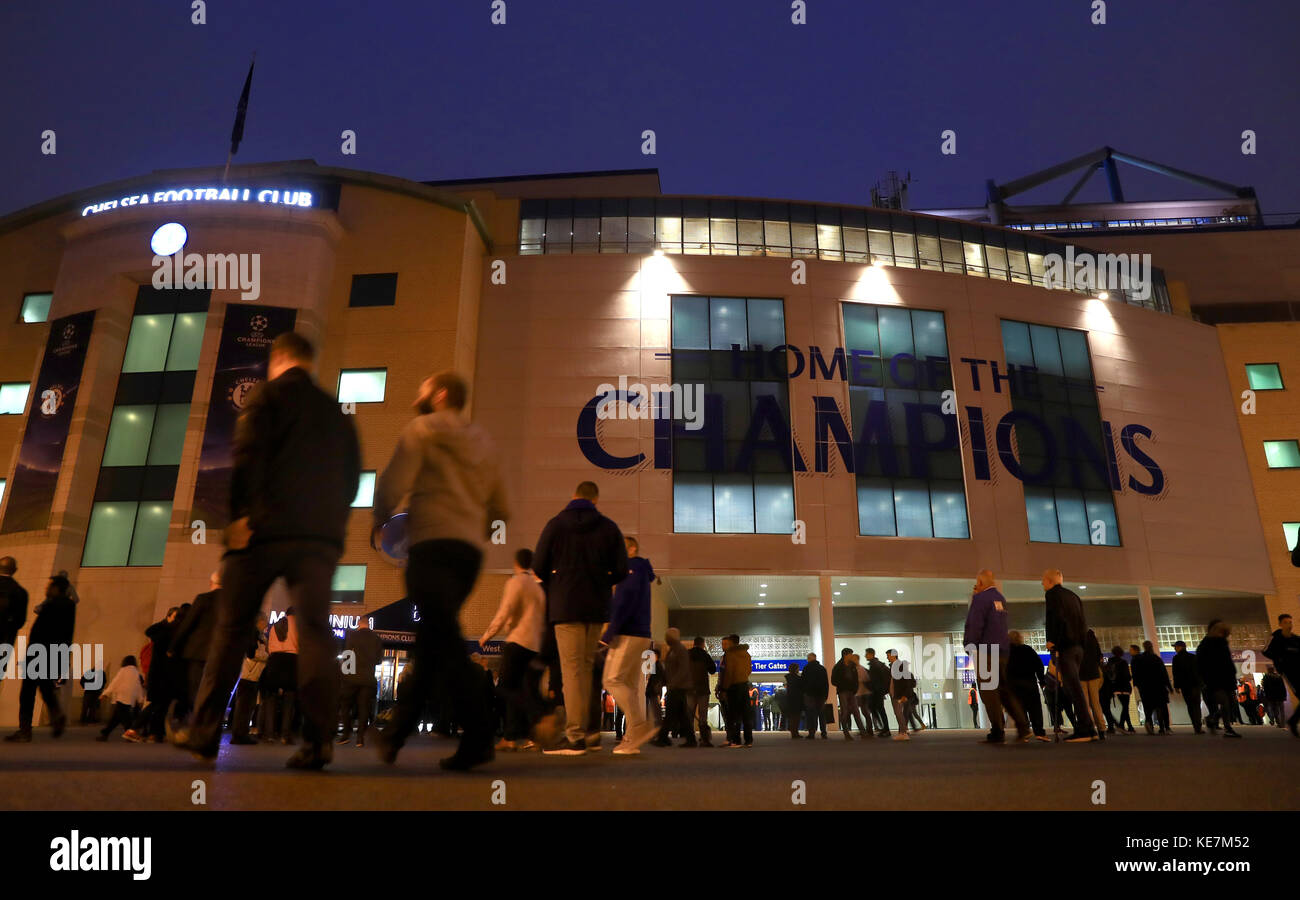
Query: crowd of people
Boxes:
[{"xmin": 1, "ymin": 332, "xmax": 1298, "ymax": 773}]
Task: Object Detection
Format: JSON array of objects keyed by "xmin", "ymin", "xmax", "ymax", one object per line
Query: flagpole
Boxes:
[{"xmin": 225, "ymin": 51, "xmax": 256, "ymax": 184}]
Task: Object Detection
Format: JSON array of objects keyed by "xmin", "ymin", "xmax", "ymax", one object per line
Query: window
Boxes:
[
  {"xmin": 83, "ymin": 287, "xmax": 208, "ymax": 567},
  {"xmin": 670, "ymin": 296, "xmax": 794, "ymax": 534},
  {"xmin": 1264, "ymin": 440, "xmax": 1300, "ymax": 469},
  {"xmin": 842, "ymin": 303, "xmax": 969, "ymax": 538},
  {"xmin": 348, "ymin": 273, "xmax": 398, "ymax": 308},
  {"xmin": 338, "ymin": 369, "xmax": 387, "ymax": 403},
  {"xmin": 352, "ymin": 471, "xmax": 376, "ymax": 508},
  {"xmin": 1001, "ymin": 319, "xmax": 1120, "ymax": 546},
  {"xmin": 0, "ymin": 478, "xmax": 5, "ymax": 505},
  {"xmin": 1246, "ymin": 363, "xmax": 1284, "ymax": 391},
  {"xmin": 1284, "ymin": 522, "xmax": 1299, "ymax": 554},
  {"xmin": 0, "ymin": 383, "xmax": 30, "ymax": 415},
  {"xmin": 332, "ymin": 565, "xmax": 367, "ymax": 603},
  {"xmin": 20, "ymin": 292, "xmax": 52, "ymax": 323}
]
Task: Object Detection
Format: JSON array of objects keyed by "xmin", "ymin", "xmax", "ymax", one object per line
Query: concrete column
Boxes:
[
  {"xmin": 1137, "ymin": 585, "xmax": 1159, "ymax": 648},
  {"xmin": 811, "ymin": 575, "xmax": 837, "ymax": 725},
  {"xmin": 650, "ymin": 581, "xmax": 669, "ymax": 645}
]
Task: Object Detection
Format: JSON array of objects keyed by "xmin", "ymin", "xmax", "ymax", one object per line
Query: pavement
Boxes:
[{"xmin": 0, "ymin": 723, "xmax": 1296, "ymax": 811}]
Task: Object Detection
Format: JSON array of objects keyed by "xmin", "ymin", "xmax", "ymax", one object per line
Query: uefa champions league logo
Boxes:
[
  {"xmin": 250, "ymin": 314, "xmax": 268, "ymax": 333},
  {"xmin": 62, "ymin": 324, "xmax": 75, "ymax": 341}
]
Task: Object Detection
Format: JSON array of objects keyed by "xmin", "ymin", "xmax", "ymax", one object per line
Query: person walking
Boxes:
[
  {"xmin": 96, "ymin": 656, "xmax": 146, "ymax": 741},
  {"xmin": 1079, "ymin": 628, "xmax": 1108, "ymax": 742},
  {"xmin": 5, "ymin": 574, "xmax": 76, "ymax": 742},
  {"xmin": 1260, "ymin": 667, "xmax": 1286, "ymax": 727},
  {"xmin": 1008, "ymin": 631, "xmax": 1049, "ymax": 742},
  {"xmin": 1132, "ymin": 641, "xmax": 1172, "ymax": 734},
  {"xmin": 1263, "ymin": 613, "xmax": 1300, "ymax": 736},
  {"xmin": 851, "ymin": 653, "xmax": 875, "ymax": 735},
  {"xmin": 1106, "ymin": 646, "xmax": 1135, "ymax": 733},
  {"xmin": 658, "ymin": 628, "xmax": 695, "ymax": 746},
  {"xmin": 1236, "ymin": 677, "xmax": 1260, "ymax": 725},
  {"xmin": 863, "ymin": 649, "xmax": 893, "ymax": 737},
  {"xmin": 967, "ymin": 684, "xmax": 980, "ymax": 729},
  {"xmin": 263, "ymin": 609, "xmax": 300, "ymax": 744},
  {"xmin": 124, "ymin": 606, "xmax": 182, "ymax": 743},
  {"xmin": 963, "ymin": 569, "xmax": 1030, "ymax": 743},
  {"xmin": 1197, "ymin": 619, "xmax": 1242, "ymax": 739},
  {"xmin": 171, "ymin": 332, "xmax": 361, "ymax": 769},
  {"xmin": 831, "ymin": 647, "xmax": 867, "ymax": 740},
  {"xmin": 534, "ymin": 482, "xmax": 627, "ymax": 757},
  {"xmin": 169, "ymin": 572, "xmax": 222, "ymax": 717},
  {"xmin": 782, "ymin": 663, "xmax": 802, "ymax": 739},
  {"xmin": 0, "ymin": 558, "xmax": 28, "ymax": 698},
  {"xmin": 687, "ymin": 636, "xmax": 716, "ymax": 747},
  {"xmin": 1042, "ymin": 569, "xmax": 1096, "ymax": 741},
  {"xmin": 719, "ymin": 635, "xmax": 753, "ymax": 748},
  {"xmin": 886, "ymin": 649, "xmax": 916, "ymax": 741},
  {"xmin": 368, "ymin": 370, "xmax": 508, "ymax": 771},
  {"xmin": 800, "ymin": 652, "xmax": 829, "ymax": 739},
  {"xmin": 230, "ymin": 615, "xmax": 268, "ymax": 745},
  {"xmin": 594, "ymin": 535, "xmax": 657, "ymax": 756},
  {"xmin": 1170, "ymin": 640, "xmax": 1204, "ymax": 734},
  {"xmin": 338, "ymin": 617, "xmax": 384, "ymax": 747},
  {"xmin": 480, "ymin": 548, "xmax": 546, "ymax": 751}
]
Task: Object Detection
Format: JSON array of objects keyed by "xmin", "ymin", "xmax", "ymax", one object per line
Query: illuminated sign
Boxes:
[{"xmin": 80, "ymin": 186, "xmax": 329, "ymax": 217}]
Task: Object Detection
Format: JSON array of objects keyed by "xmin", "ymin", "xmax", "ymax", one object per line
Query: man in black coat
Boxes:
[
  {"xmin": 1043, "ymin": 569, "xmax": 1095, "ymax": 739},
  {"xmin": 1131, "ymin": 641, "xmax": 1172, "ymax": 734},
  {"xmin": 1196, "ymin": 619, "xmax": 1241, "ymax": 738},
  {"xmin": 5, "ymin": 574, "xmax": 75, "ymax": 742},
  {"xmin": 0, "ymin": 557, "xmax": 28, "ymax": 694},
  {"xmin": 1007, "ymin": 630, "xmax": 1048, "ymax": 740},
  {"xmin": 830, "ymin": 647, "xmax": 866, "ymax": 739},
  {"xmin": 687, "ymin": 637, "xmax": 717, "ymax": 746},
  {"xmin": 799, "ymin": 652, "xmax": 829, "ymax": 739},
  {"xmin": 863, "ymin": 648, "xmax": 893, "ymax": 737},
  {"xmin": 1262, "ymin": 613, "xmax": 1300, "ymax": 735},
  {"xmin": 173, "ymin": 332, "xmax": 360, "ymax": 768},
  {"xmin": 169, "ymin": 573, "xmax": 222, "ymax": 714},
  {"xmin": 782, "ymin": 663, "xmax": 802, "ymax": 738},
  {"xmin": 1170, "ymin": 640, "xmax": 1204, "ymax": 734},
  {"xmin": 533, "ymin": 480, "xmax": 627, "ymax": 755}
]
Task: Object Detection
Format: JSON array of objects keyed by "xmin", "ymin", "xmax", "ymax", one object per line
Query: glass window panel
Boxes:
[
  {"xmin": 878, "ymin": 307, "xmax": 915, "ymax": 358},
  {"xmin": 857, "ymin": 478, "xmax": 895, "ymax": 536},
  {"xmin": 911, "ymin": 310, "xmax": 947, "ymax": 360},
  {"xmin": 868, "ymin": 228, "xmax": 894, "ymax": 261},
  {"xmin": 1001, "ymin": 320, "xmax": 1033, "ymax": 368},
  {"xmin": 1055, "ymin": 490, "xmax": 1090, "ymax": 544},
  {"xmin": 817, "ymin": 224, "xmax": 843, "ymax": 259},
  {"xmin": 338, "ymin": 370, "xmax": 387, "ymax": 403},
  {"xmin": 917, "ymin": 235, "xmax": 942, "ymax": 271},
  {"xmin": 963, "ymin": 242, "xmax": 986, "ymax": 276},
  {"xmin": 145, "ymin": 403, "xmax": 189, "ymax": 466},
  {"xmin": 0, "ymin": 478, "xmax": 5, "ymax": 506},
  {"xmin": 353, "ymin": 471, "xmax": 376, "ymax": 507},
  {"xmin": 1264, "ymin": 440, "xmax": 1300, "ymax": 468},
  {"xmin": 572, "ymin": 214, "xmax": 599, "ymax": 252},
  {"xmin": 1284, "ymin": 522, "xmax": 1300, "ymax": 553},
  {"xmin": 1008, "ymin": 249, "xmax": 1031, "ymax": 283},
  {"xmin": 103, "ymin": 405, "xmax": 157, "ymax": 466},
  {"xmin": 671, "ymin": 296, "xmax": 709, "ymax": 350},
  {"xmin": 628, "ymin": 215, "xmax": 654, "ymax": 250},
  {"xmin": 164, "ymin": 312, "xmax": 206, "ymax": 371},
  {"xmin": 709, "ymin": 298, "xmax": 748, "ymax": 350},
  {"xmin": 747, "ymin": 298, "xmax": 785, "ymax": 348},
  {"xmin": 83, "ymin": 501, "xmax": 138, "ymax": 566},
  {"xmin": 1246, "ymin": 364, "xmax": 1284, "ymax": 390},
  {"xmin": 674, "ymin": 476, "xmax": 713, "ymax": 533},
  {"xmin": 930, "ymin": 481, "xmax": 970, "ymax": 538},
  {"xmin": 1084, "ymin": 491, "xmax": 1119, "ymax": 546},
  {"xmin": 1024, "ymin": 487, "xmax": 1060, "ymax": 542},
  {"xmin": 1028, "ymin": 324, "xmax": 1064, "ymax": 376},
  {"xmin": 790, "ymin": 223, "xmax": 817, "ymax": 256},
  {"xmin": 737, "ymin": 219, "xmax": 764, "ymax": 254},
  {"xmin": 754, "ymin": 475, "xmax": 793, "ymax": 534},
  {"xmin": 712, "ymin": 476, "xmax": 754, "ymax": 533},
  {"xmin": 683, "ymin": 216, "xmax": 709, "ymax": 253},
  {"xmin": 520, "ymin": 216, "xmax": 544, "ymax": 252},
  {"xmin": 128, "ymin": 501, "xmax": 173, "ymax": 566},
  {"xmin": 333, "ymin": 565, "xmax": 368, "ymax": 592},
  {"xmin": 764, "ymin": 218, "xmax": 791, "ymax": 253},
  {"xmin": 940, "ymin": 238, "xmax": 964, "ymax": 274},
  {"xmin": 1057, "ymin": 329, "xmax": 1093, "ymax": 381},
  {"xmin": 843, "ymin": 226, "xmax": 867, "ymax": 261},
  {"xmin": 544, "ymin": 199, "xmax": 572, "ymax": 253},
  {"xmin": 600, "ymin": 215, "xmax": 627, "ymax": 252},
  {"xmin": 1028, "ymin": 252, "xmax": 1045, "ymax": 284},
  {"xmin": 985, "ymin": 245, "xmax": 1008, "ymax": 279},
  {"xmin": 0, "ymin": 383, "xmax": 29, "ymax": 415},
  {"xmin": 122, "ymin": 314, "xmax": 175, "ymax": 373},
  {"xmin": 891, "ymin": 231, "xmax": 917, "ymax": 268},
  {"xmin": 20, "ymin": 292, "xmax": 52, "ymax": 323},
  {"xmin": 893, "ymin": 480, "xmax": 933, "ymax": 537},
  {"xmin": 656, "ymin": 215, "xmax": 682, "ymax": 251}
]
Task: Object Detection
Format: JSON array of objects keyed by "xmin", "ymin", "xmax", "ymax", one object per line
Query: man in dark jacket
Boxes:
[
  {"xmin": 1131, "ymin": 641, "xmax": 1172, "ymax": 734},
  {"xmin": 338, "ymin": 617, "xmax": 385, "ymax": 746},
  {"xmin": 1262, "ymin": 613, "xmax": 1300, "ymax": 736},
  {"xmin": 800, "ymin": 652, "xmax": 829, "ymax": 739},
  {"xmin": 1170, "ymin": 640, "xmax": 1204, "ymax": 734},
  {"xmin": 0, "ymin": 557, "xmax": 28, "ymax": 695},
  {"xmin": 1042, "ymin": 569, "xmax": 1095, "ymax": 740},
  {"xmin": 863, "ymin": 648, "xmax": 895, "ymax": 737},
  {"xmin": 169, "ymin": 572, "xmax": 222, "ymax": 714},
  {"xmin": 1007, "ymin": 630, "xmax": 1048, "ymax": 741},
  {"xmin": 1196, "ymin": 619, "xmax": 1241, "ymax": 738},
  {"xmin": 174, "ymin": 332, "xmax": 361, "ymax": 768},
  {"xmin": 534, "ymin": 481, "xmax": 627, "ymax": 756},
  {"xmin": 1260, "ymin": 666, "xmax": 1287, "ymax": 727},
  {"xmin": 831, "ymin": 647, "xmax": 867, "ymax": 739},
  {"xmin": 782, "ymin": 663, "xmax": 802, "ymax": 738},
  {"xmin": 964, "ymin": 570, "xmax": 1030, "ymax": 743},
  {"xmin": 5, "ymin": 574, "xmax": 75, "ymax": 742},
  {"xmin": 687, "ymin": 636, "xmax": 717, "ymax": 746}
]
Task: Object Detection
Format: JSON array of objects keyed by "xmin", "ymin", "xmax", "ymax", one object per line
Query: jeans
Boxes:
[
  {"xmin": 602, "ymin": 634, "xmax": 653, "ymax": 745},
  {"xmin": 802, "ymin": 694, "xmax": 826, "ymax": 737},
  {"xmin": 892, "ymin": 694, "xmax": 913, "ymax": 734},
  {"xmin": 686, "ymin": 690, "xmax": 712, "ymax": 743},
  {"xmin": 338, "ymin": 679, "xmax": 377, "ymax": 741},
  {"xmin": 837, "ymin": 690, "xmax": 869, "ymax": 735},
  {"xmin": 1054, "ymin": 645, "xmax": 1094, "ymax": 735},
  {"xmin": 555, "ymin": 622, "xmax": 604, "ymax": 745},
  {"xmin": 387, "ymin": 540, "xmax": 488, "ymax": 756},
  {"xmin": 498, "ymin": 641, "xmax": 543, "ymax": 741},
  {"xmin": 188, "ymin": 540, "xmax": 338, "ymax": 754},
  {"xmin": 725, "ymin": 682, "xmax": 754, "ymax": 745},
  {"xmin": 1082, "ymin": 678, "xmax": 1107, "ymax": 734}
]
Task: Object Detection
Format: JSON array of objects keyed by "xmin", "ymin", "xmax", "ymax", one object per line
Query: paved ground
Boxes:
[{"xmin": 0, "ymin": 724, "xmax": 1296, "ymax": 810}]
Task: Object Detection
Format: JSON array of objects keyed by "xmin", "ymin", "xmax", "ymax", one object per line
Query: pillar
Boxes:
[{"xmin": 1137, "ymin": 585, "xmax": 1159, "ymax": 648}]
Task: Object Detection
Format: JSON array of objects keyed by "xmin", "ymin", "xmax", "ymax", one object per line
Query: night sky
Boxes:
[{"xmin": 2, "ymin": 0, "xmax": 1298, "ymax": 217}]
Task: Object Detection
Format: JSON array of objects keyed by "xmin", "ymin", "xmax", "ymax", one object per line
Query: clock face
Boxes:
[{"xmin": 150, "ymin": 222, "xmax": 187, "ymax": 256}]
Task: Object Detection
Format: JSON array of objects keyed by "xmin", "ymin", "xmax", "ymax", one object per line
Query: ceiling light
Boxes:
[
  {"xmin": 1097, "ymin": 291, "xmax": 1109, "ymax": 300},
  {"xmin": 1175, "ymin": 591, "xmax": 1184, "ymax": 596},
  {"xmin": 895, "ymin": 590, "xmax": 904, "ymax": 594},
  {"xmin": 760, "ymin": 583, "xmax": 767, "ymax": 588},
  {"xmin": 833, "ymin": 592, "xmax": 841, "ymax": 596},
  {"xmin": 839, "ymin": 582, "xmax": 847, "ymax": 586},
  {"xmin": 758, "ymin": 593, "xmax": 766, "ymax": 597},
  {"xmin": 1079, "ymin": 585, "xmax": 1087, "ymax": 590},
  {"xmin": 885, "ymin": 599, "xmax": 893, "ymax": 604},
  {"xmin": 757, "ymin": 602, "xmax": 765, "ymax": 607}
]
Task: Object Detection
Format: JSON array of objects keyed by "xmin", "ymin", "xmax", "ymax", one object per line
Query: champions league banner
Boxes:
[
  {"xmin": 190, "ymin": 304, "xmax": 297, "ymax": 530},
  {"xmin": 1, "ymin": 311, "xmax": 96, "ymax": 534}
]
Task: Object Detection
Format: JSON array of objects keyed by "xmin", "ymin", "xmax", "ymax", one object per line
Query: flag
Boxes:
[{"xmin": 229, "ymin": 58, "xmax": 255, "ymax": 156}]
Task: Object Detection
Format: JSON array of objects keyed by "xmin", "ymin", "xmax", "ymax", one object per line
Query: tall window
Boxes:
[
  {"xmin": 332, "ymin": 565, "xmax": 367, "ymax": 603},
  {"xmin": 1000, "ymin": 320, "xmax": 1120, "ymax": 546},
  {"xmin": 20, "ymin": 292, "xmax": 52, "ymax": 323},
  {"xmin": 842, "ymin": 304, "xmax": 969, "ymax": 538},
  {"xmin": 1264, "ymin": 440, "xmax": 1300, "ymax": 469},
  {"xmin": 0, "ymin": 383, "xmax": 30, "ymax": 415},
  {"xmin": 83, "ymin": 288, "xmax": 208, "ymax": 567},
  {"xmin": 1245, "ymin": 363, "xmax": 1283, "ymax": 391},
  {"xmin": 670, "ymin": 296, "xmax": 794, "ymax": 533}
]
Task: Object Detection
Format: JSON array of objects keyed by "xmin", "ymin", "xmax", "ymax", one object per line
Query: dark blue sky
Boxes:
[{"xmin": 3, "ymin": 0, "xmax": 1298, "ymax": 217}]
